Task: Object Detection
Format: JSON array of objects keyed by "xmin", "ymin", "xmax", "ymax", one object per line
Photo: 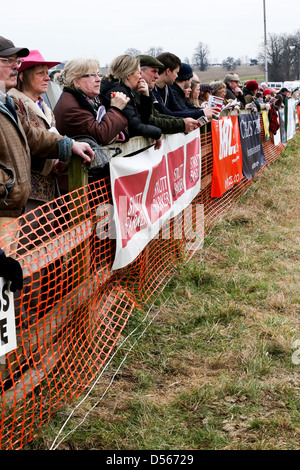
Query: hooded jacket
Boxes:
[{"xmin": 100, "ymin": 76, "xmax": 162, "ymax": 140}]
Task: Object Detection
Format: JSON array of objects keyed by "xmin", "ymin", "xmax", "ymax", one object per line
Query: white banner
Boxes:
[
  {"xmin": 109, "ymin": 130, "xmax": 202, "ymax": 271},
  {"xmin": 0, "ymin": 278, "xmax": 17, "ymax": 358},
  {"xmin": 287, "ymin": 98, "xmax": 297, "ymax": 141}
]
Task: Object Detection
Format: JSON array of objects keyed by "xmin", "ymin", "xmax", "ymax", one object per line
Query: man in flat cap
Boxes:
[
  {"xmin": 137, "ymin": 54, "xmax": 200, "ymax": 134},
  {"xmin": 224, "ymin": 73, "xmax": 245, "ymax": 108}
]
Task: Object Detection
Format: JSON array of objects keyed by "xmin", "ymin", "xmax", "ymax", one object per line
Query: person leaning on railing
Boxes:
[
  {"xmin": 224, "ymin": 73, "xmax": 245, "ymax": 108},
  {"xmin": 7, "ymin": 49, "xmax": 67, "ymax": 210},
  {"xmin": 100, "ymin": 54, "xmax": 162, "ymax": 149},
  {"xmin": 137, "ymin": 55, "xmax": 200, "ymax": 134},
  {"xmin": 152, "ymin": 53, "xmax": 218, "ymax": 120},
  {"xmin": 242, "ymin": 81, "xmax": 270, "ymax": 112},
  {"xmin": 170, "ymin": 62, "xmax": 217, "ymax": 117},
  {"xmin": 0, "ymin": 36, "xmax": 94, "ymax": 254},
  {"xmin": 53, "ymin": 58, "xmax": 130, "ymax": 146}
]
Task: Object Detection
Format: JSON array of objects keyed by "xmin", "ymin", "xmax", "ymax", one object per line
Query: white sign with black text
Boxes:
[{"xmin": 0, "ymin": 277, "xmax": 17, "ymax": 357}]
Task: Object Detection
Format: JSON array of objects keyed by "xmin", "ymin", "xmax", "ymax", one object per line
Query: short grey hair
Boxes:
[
  {"xmin": 210, "ymin": 80, "xmax": 226, "ymax": 94},
  {"xmin": 54, "ymin": 58, "xmax": 100, "ymax": 88}
]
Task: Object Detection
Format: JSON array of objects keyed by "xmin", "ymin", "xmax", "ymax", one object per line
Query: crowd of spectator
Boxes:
[{"xmin": 0, "ymin": 35, "xmax": 299, "ymax": 299}]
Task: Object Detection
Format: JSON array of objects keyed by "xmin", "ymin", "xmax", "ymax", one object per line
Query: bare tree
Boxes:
[
  {"xmin": 193, "ymin": 42, "xmax": 210, "ymax": 71},
  {"xmin": 258, "ymin": 30, "xmax": 300, "ymax": 81},
  {"xmin": 145, "ymin": 47, "xmax": 164, "ymax": 57},
  {"xmin": 124, "ymin": 48, "xmax": 141, "ymax": 57},
  {"xmin": 222, "ymin": 57, "xmax": 236, "ymax": 71}
]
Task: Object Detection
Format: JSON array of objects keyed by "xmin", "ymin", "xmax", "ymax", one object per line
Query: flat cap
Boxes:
[
  {"xmin": 138, "ymin": 54, "xmax": 164, "ymax": 68},
  {"xmin": 224, "ymin": 73, "xmax": 240, "ymax": 83}
]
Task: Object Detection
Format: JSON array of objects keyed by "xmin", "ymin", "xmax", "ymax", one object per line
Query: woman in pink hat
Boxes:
[
  {"xmin": 7, "ymin": 50, "xmax": 69, "ymax": 325},
  {"xmin": 8, "ymin": 50, "xmax": 64, "ymax": 209}
]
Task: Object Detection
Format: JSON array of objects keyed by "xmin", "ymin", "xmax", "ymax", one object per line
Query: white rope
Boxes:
[
  {"xmin": 49, "ymin": 295, "xmax": 171, "ymax": 450},
  {"xmin": 50, "ymin": 195, "xmax": 246, "ymax": 450}
]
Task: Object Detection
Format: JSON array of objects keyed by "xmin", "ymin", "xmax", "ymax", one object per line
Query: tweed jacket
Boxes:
[
  {"xmin": 0, "ymin": 95, "xmax": 70, "ymax": 217},
  {"xmin": 8, "ymin": 88, "xmax": 57, "ymax": 201}
]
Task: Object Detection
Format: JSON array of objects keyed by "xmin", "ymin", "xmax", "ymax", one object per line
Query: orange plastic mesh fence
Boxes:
[{"xmin": 0, "ymin": 121, "xmax": 289, "ymax": 449}]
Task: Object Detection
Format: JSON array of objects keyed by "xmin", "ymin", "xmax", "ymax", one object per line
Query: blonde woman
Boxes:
[
  {"xmin": 100, "ymin": 54, "xmax": 162, "ymax": 145},
  {"xmin": 188, "ymin": 79, "xmax": 201, "ymax": 107}
]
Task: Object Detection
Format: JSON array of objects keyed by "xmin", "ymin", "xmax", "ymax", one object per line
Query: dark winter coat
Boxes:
[
  {"xmin": 152, "ymin": 83, "xmax": 205, "ymax": 119},
  {"xmin": 134, "ymin": 90, "xmax": 185, "ymax": 135},
  {"xmin": 54, "ymin": 87, "xmax": 128, "ymax": 144},
  {"xmin": 100, "ymin": 77, "xmax": 161, "ymax": 140},
  {"xmin": 225, "ymin": 84, "xmax": 245, "ymax": 107}
]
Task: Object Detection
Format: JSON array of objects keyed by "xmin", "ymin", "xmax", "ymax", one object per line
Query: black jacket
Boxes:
[
  {"xmin": 225, "ymin": 84, "xmax": 245, "ymax": 108},
  {"xmin": 152, "ymin": 83, "xmax": 204, "ymax": 119},
  {"xmin": 170, "ymin": 82, "xmax": 205, "ymax": 119},
  {"xmin": 134, "ymin": 90, "xmax": 185, "ymax": 135},
  {"xmin": 100, "ymin": 76, "xmax": 161, "ymax": 140}
]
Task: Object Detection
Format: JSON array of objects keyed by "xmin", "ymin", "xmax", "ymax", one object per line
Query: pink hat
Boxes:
[{"xmin": 18, "ymin": 50, "xmax": 60, "ymax": 73}]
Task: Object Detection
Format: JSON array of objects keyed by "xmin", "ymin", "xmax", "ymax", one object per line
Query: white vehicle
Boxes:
[
  {"xmin": 267, "ymin": 81, "xmax": 282, "ymax": 90},
  {"xmin": 283, "ymin": 80, "xmax": 300, "ymax": 90}
]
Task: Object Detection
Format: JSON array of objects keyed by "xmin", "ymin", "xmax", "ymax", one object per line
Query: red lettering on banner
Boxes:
[
  {"xmin": 114, "ymin": 171, "xmax": 149, "ymax": 248},
  {"xmin": 186, "ymin": 138, "xmax": 200, "ymax": 190},
  {"xmin": 167, "ymin": 146, "xmax": 185, "ymax": 202},
  {"xmin": 146, "ymin": 155, "xmax": 171, "ymax": 223},
  {"xmin": 211, "ymin": 115, "xmax": 243, "ymax": 197}
]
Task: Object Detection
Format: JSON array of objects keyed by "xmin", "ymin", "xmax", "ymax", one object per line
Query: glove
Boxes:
[{"xmin": 0, "ymin": 253, "xmax": 23, "ymax": 292}]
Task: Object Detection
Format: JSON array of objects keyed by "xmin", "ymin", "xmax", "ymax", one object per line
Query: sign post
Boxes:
[{"xmin": 0, "ymin": 278, "xmax": 17, "ymax": 359}]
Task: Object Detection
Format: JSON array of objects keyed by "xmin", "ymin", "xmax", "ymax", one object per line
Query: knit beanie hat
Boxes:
[
  {"xmin": 246, "ymin": 80, "xmax": 259, "ymax": 92},
  {"xmin": 263, "ymin": 89, "xmax": 271, "ymax": 96},
  {"xmin": 176, "ymin": 63, "xmax": 193, "ymax": 81}
]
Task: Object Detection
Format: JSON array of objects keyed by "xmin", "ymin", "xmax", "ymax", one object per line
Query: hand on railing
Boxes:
[{"xmin": 71, "ymin": 141, "xmax": 95, "ymax": 163}]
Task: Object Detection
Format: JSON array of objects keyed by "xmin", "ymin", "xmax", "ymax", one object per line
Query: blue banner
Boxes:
[{"xmin": 238, "ymin": 114, "xmax": 266, "ymax": 180}]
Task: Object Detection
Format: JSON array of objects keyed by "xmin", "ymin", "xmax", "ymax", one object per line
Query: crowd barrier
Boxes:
[{"xmin": 0, "ymin": 103, "xmax": 298, "ymax": 449}]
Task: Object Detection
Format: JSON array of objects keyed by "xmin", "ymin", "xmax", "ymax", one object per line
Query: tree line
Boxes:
[
  {"xmin": 258, "ymin": 30, "xmax": 300, "ymax": 81},
  {"xmin": 124, "ymin": 30, "xmax": 300, "ymax": 81}
]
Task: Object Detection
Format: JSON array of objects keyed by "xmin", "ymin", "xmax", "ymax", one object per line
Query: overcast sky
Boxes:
[{"xmin": 2, "ymin": 0, "xmax": 300, "ymax": 67}]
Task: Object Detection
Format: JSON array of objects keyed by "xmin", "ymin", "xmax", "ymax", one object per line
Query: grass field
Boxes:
[
  {"xmin": 195, "ymin": 65, "xmax": 265, "ymax": 85},
  {"xmin": 27, "ymin": 132, "xmax": 300, "ymax": 451},
  {"xmin": 98, "ymin": 65, "xmax": 265, "ymax": 87}
]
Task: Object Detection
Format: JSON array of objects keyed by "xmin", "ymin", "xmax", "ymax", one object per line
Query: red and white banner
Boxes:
[
  {"xmin": 110, "ymin": 130, "xmax": 201, "ymax": 271},
  {"xmin": 211, "ymin": 115, "xmax": 243, "ymax": 197}
]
